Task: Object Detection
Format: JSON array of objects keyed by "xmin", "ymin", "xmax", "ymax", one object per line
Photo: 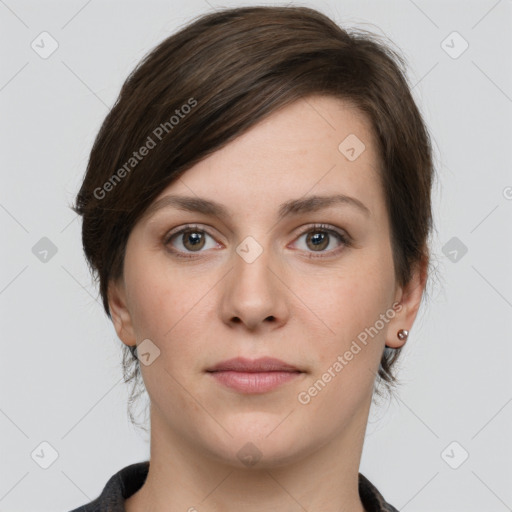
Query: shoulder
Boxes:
[
  {"xmin": 358, "ymin": 473, "xmax": 399, "ymax": 512},
  {"xmin": 67, "ymin": 461, "xmax": 150, "ymax": 512}
]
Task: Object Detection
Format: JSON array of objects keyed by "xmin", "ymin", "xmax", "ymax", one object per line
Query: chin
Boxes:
[{"xmin": 204, "ymin": 421, "xmax": 311, "ymax": 470}]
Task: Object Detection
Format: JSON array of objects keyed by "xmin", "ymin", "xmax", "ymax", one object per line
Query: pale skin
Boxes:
[{"xmin": 108, "ymin": 95, "xmax": 427, "ymax": 512}]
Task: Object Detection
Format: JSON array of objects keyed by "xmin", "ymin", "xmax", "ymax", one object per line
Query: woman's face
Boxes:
[{"xmin": 109, "ymin": 95, "xmax": 421, "ymax": 468}]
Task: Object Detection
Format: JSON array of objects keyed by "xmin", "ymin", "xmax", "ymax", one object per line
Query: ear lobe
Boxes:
[
  {"xmin": 385, "ymin": 255, "xmax": 428, "ymax": 349},
  {"xmin": 107, "ymin": 278, "xmax": 137, "ymax": 347}
]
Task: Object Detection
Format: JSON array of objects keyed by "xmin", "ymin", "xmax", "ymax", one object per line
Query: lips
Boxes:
[
  {"xmin": 206, "ymin": 357, "xmax": 304, "ymax": 394},
  {"xmin": 206, "ymin": 357, "xmax": 302, "ymax": 373}
]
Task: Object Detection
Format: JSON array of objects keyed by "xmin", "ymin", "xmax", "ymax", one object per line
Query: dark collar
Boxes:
[{"xmin": 69, "ymin": 461, "xmax": 398, "ymax": 512}]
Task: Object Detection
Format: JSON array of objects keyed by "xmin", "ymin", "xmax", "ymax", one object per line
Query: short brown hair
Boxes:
[{"xmin": 73, "ymin": 5, "xmax": 435, "ymax": 425}]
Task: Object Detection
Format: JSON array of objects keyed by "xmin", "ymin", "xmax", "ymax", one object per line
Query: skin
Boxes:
[{"xmin": 109, "ymin": 94, "xmax": 427, "ymax": 512}]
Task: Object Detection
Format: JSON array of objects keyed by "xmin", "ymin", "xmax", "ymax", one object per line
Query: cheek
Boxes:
[
  {"xmin": 124, "ymin": 242, "xmax": 192, "ymax": 336},
  {"xmin": 316, "ymin": 254, "xmax": 393, "ymax": 331},
  {"xmin": 298, "ymin": 245, "xmax": 396, "ymax": 380},
  {"xmin": 293, "ymin": 266, "xmax": 393, "ymax": 424},
  {"xmin": 123, "ymin": 261, "xmax": 210, "ymax": 411},
  {"xmin": 124, "ymin": 252, "xmax": 217, "ymax": 370}
]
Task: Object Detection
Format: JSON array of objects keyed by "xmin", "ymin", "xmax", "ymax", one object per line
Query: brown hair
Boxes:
[{"xmin": 73, "ymin": 5, "xmax": 435, "ymax": 426}]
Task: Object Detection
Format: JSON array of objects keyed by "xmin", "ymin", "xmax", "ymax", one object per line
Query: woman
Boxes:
[{"xmin": 69, "ymin": 5, "xmax": 434, "ymax": 511}]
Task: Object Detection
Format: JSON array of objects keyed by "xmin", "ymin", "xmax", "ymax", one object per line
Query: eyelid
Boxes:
[{"xmin": 164, "ymin": 223, "xmax": 219, "ymax": 244}]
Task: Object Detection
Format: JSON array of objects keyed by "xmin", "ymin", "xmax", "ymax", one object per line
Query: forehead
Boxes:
[{"xmin": 149, "ymin": 95, "xmax": 383, "ymax": 219}]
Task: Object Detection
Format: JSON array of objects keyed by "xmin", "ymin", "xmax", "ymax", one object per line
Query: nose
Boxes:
[{"xmin": 219, "ymin": 241, "xmax": 290, "ymax": 332}]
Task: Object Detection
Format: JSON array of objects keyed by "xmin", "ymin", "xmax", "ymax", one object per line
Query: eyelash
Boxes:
[{"xmin": 163, "ymin": 223, "xmax": 351, "ymax": 260}]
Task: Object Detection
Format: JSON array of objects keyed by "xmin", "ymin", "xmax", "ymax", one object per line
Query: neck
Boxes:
[{"xmin": 125, "ymin": 401, "xmax": 371, "ymax": 512}]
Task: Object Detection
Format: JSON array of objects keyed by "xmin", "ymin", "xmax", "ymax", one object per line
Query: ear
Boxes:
[
  {"xmin": 385, "ymin": 254, "xmax": 428, "ymax": 349},
  {"xmin": 107, "ymin": 277, "xmax": 137, "ymax": 347}
]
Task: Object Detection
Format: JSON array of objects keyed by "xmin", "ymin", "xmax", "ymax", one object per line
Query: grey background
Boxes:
[{"xmin": 1, "ymin": 0, "xmax": 511, "ymax": 511}]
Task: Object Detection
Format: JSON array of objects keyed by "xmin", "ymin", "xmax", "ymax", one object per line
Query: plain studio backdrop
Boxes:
[{"xmin": 1, "ymin": 1, "xmax": 511, "ymax": 511}]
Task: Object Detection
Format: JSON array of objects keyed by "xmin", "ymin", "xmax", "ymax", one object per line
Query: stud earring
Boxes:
[{"xmin": 397, "ymin": 329, "xmax": 409, "ymax": 341}]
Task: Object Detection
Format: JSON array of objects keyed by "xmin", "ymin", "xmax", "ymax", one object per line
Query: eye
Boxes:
[
  {"xmin": 164, "ymin": 224, "xmax": 220, "ymax": 257},
  {"xmin": 292, "ymin": 224, "xmax": 350, "ymax": 258},
  {"xmin": 164, "ymin": 223, "xmax": 351, "ymax": 260}
]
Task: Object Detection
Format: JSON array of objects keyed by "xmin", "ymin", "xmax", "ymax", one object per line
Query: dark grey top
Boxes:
[{"xmin": 68, "ymin": 461, "xmax": 399, "ymax": 512}]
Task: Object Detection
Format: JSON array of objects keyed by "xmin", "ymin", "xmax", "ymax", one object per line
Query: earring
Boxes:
[{"xmin": 397, "ymin": 329, "xmax": 409, "ymax": 341}]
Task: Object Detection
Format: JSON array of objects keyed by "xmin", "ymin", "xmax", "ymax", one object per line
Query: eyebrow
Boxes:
[{"xmin": 143, "ymin": 193, "xmax": 371, "ymax": 222}]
